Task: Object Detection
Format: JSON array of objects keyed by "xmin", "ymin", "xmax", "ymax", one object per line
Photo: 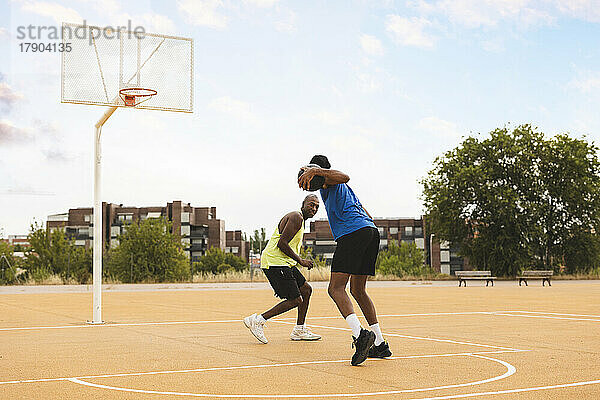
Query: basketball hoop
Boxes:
[{"xmin": 119, "ymin": 88, "xmax": 157, "ymax": 107}]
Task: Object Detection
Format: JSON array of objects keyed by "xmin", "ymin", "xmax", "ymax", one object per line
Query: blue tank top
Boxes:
[{"xmin": 320, "ymin": 183, "xmax": 376, "ymax": 241}]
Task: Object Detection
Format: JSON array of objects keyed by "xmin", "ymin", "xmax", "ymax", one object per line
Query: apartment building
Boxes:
[
  {"xmin": 47, "ymin": 201, "xmax": 249, "ymax": 262},
  {"xmin": 303, "ymin": 217, "xmax": 466, "ymax": 274},
  {"xmin": 225, "ymin": 230, "xmax": 250, "ymax": 262}
]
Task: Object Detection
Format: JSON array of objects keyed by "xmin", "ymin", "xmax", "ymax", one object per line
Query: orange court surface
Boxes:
[{"xmin": 0, "ymin": 280, "xmax": 598, "ymax": 399}]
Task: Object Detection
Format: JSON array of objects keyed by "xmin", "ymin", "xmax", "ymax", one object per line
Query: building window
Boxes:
[
  {"xmin": 389, "ymin": 227, "xmax": 398, "ymax": 234},
  {"xmin": 441, "ymin": 250, "xmax": 450, "ymax": 262},
  {"xmin": 181, "ymin": 212, "xmax": 190, "ymax": 223},
  {"xmin": 110, "ymin": 226, "xmax": 120, "ymax": 237},
  {"xmin": 192, "ymin": 239, "xmax": 204, "ymax": 245},
  {"xmin": 232, "ymin": 246, "xmax": 239, "ymax": 253},
  {"xmin": 78, "ymin": 227, "xmax": 89, "ymax": 236},
  {"xmin": 415, "ymin": 227, "xmax": 423, "ymax": 236},
  {"xmin": 181, "ymin": 225, "xmax": 190, "ymax": 236},
  {"xmin": 405, "ymin": 226, "xmax": 413, "ymax": 236},
  {"xmin": 118, "ymin": 214, "xmax": 133, "ymax": 223},
  {"xmin": 415, "ymin": 238, "xmax": 425, "ymax": 249},
  {"xmin": 377, "ymin": 227, "xmax": 384, "ymax": 235},
  {"xmin": 84, "ymin": 214, "xmax": 92, "ymax": 223}
]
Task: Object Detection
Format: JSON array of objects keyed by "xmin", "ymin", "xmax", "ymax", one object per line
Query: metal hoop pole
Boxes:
[{"xmin": 89, "ymin": 105, "xmax": 117, "ymax": 325}]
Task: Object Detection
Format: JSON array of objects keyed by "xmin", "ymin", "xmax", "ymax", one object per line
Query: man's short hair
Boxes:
[{"xmin": 310, "ymin": 155, "xmax": 331, "ymax": 169}]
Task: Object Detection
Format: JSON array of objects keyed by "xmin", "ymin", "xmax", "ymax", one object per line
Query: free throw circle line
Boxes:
[{"xmin": 67, "ymin": 354, "xmax": 515, "ymax": 398}]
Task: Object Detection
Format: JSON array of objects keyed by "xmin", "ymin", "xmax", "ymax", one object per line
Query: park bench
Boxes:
[
  {"xmin": 518, "ymin": 270, "xmax": 553, "ymax": 286},
  {"xmin": 455, "ymin": 271, "xmax": 497, "ymax": 287}
]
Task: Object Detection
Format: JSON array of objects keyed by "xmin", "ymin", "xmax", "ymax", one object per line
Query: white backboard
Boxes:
[{"xmin": 61, "ymin": 22, "xmax": 193, "ymax": 113}]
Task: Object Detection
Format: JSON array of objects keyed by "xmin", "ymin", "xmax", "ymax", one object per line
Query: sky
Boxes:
[{"xmin": 1, "ymin": 0, "xmax": 600, "ymax": 237}]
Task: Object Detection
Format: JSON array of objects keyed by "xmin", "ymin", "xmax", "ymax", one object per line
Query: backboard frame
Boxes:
[{"xmin": 61, "ymin": 22, "xmax": 194, "ymax": 113}]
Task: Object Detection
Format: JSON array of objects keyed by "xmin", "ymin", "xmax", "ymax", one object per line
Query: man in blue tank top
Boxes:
[{"xmin": 298, "ymin": 155, "xmax": 391, "ymax": 366}]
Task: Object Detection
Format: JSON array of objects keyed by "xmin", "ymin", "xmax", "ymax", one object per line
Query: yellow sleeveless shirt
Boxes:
[{"xmin": 260, "ymin": 216, "xmax": 304, "ymax": 269}]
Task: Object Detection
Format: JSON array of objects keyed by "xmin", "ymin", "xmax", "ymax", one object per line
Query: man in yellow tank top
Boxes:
[{"xmin": 243, "ymin": 195, "xmax": 321, "ymax": 343}]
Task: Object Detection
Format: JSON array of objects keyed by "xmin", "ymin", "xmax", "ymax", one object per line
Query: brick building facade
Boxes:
[
  {"xmin": 47, "ymin": 201, "xmax": 249, "ymax": 262},
  {"xmin": 303, "ymin": 217, "xmax": 466, "ymax": 274}
]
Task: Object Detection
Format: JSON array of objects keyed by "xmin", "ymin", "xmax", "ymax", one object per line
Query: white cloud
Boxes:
[
  {"xmin": 569, "ymin": 71, "xmax": 600, "ymax": 94},
  {"xmin": 20, "ymin": 1, "xmax": 83, "ymax": 24},
  {"xmin": 386, "ymin": 15, "xmax": 436, "ymax": 48},
  {"xmin": 554, "ymin": 0, "xmax": 600, "ymax": 23},
  {"xmin": 243, "ymin": 0, "xmax": 280, "ymax": 8},
  {"xmin": 408, "ymin": 0, "xmax": 555, "ymax": 29},
  {"xmin": 0, "ymin": 120, "xmax": 33, "ymax": 144},
  {"xmin": 312, "ymin": 111, "xmax": 350, "ymax": 126},
  {"xmin": 417, "ymin": 116, "xmax": 462, "ymax": 138},
  {"xmin": 355, "ymin": 71, "xmax": 382, "ymax": 92},
  {"xmin": 275, "ymin": 10, "xmax": 297, "ymax": 33},
  {"xmin": 0, "ymin": 83, "xmax": 24, "ymax": 111},
  {"xmin": 360, "ymin": 34, "xmax": 384, "ymax": 56},
  {"xmin": 209, "ymin": 96, "xmax": 257, "ymax": 122},
  {"xmin": 136, "ymin": 13, "xmax": 176, "ymax": 33},
  {"xmin": 178, "ymin": 0, "xmax": 228, "ymax": 29}
]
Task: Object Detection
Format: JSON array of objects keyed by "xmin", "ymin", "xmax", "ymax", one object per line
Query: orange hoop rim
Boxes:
[{"xmin": 119, "ymin": 87, "xmax": 158, "ymax": 98}]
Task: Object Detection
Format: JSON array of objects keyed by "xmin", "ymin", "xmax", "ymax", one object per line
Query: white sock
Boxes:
[
  {"xmin": 345, "ymin": 314, "xmax": 362, "ymax": 337},
  {"xmin": 257, "ymin": 314, "xmax": 266, "ymax": 324},
  {"xmin": 369, "ymin": 323, "xmax": 384, "ymax": 346},
  {"xmin": 294, "ymin": 324, "xmax": 305, "ymax": 330}
]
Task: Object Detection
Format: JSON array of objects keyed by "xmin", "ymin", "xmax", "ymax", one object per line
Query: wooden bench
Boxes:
[
  {"xmin": 455, "ymin": 271, "xmax": 497, "ymax": 287},
  {"xmin": 518, "ymin": 270, "xmax": 553, "ymax": 286}
]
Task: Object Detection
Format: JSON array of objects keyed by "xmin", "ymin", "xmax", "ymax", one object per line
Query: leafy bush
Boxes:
[
  {"xmin": 106, "ymin": 218, "xmax": 190, "ymax": 282},
  {"xmin": 23, "ymin": 223, "xmax": 92, "ymax": 284},
  {"xmin": 0, "ymin": 241, "xmax": 23, "ymax": 284},
  {"xmin": 193, "ymin": 247, "xmax": 247, "ymax": 275},
  {"xmin": 376, "ymin": 240, "xmax": 428, "ymax": 277}
]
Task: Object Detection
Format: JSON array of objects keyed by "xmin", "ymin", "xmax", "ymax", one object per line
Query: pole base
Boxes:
[{"xmin": 86, "ymin": 320, "xmax": 106, "ymax": 325}]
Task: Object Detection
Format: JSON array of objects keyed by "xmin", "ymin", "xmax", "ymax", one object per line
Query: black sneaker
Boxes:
[
  {"xmin": 368, "ymin": 341, "xmax": 392, "ymax": 358},
  {"xmin": 351, "ymin": 328, "xmax": 376, "ymax": 366}
]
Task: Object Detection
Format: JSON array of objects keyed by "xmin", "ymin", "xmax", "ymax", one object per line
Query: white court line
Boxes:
[
  {"xmin": 0, "ymin": 350, "xmax": 521, "ymax": 386},
  {"xmin": 1, "ymin": 310, "xmax": 597, "ymax": 332},
  {"xmin": 492, "ymin": 313, "xmax": 600, "ymax": 322},
  {"xmin": 66, "ymin": 354, "xmax": 516, "ymax": 398},
  {"xmin": 0, "ymin": 319, "xmax": 243, "ymax": 332},
  {"xmin": 272, "ymin": 320, "xmax": 524, "ymax": 352},
  {"xmin": 502, "ymin": 310, "xmax": 600, "ymax": 318}
]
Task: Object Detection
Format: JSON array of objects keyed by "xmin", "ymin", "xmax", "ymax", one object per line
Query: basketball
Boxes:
[{"xmin": 298, "ymin": 164, "xmax": 325, "ymax": 192}]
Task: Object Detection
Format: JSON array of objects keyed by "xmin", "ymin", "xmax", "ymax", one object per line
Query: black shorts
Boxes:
[
  {"xmin": 332, "ymin": 226, "xmax": 380, "ymax": 276},
  {"xmin": 262, "ymin": 266, "xmax": 306, "ymax": 300}
]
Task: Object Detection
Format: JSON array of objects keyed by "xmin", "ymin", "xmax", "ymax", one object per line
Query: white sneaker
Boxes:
[
  {"xmin": 290, "ymin": 326, "xmax": 321, "ymax": 341},
  {"xmin": 243, "ymin": 313, "xmax": 268, "ymax": 344}
]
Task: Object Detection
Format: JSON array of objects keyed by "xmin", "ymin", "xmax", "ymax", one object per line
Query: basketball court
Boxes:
[{"xmin": 0, "ymin": 281, "xmax": 598, "ymax": 399}]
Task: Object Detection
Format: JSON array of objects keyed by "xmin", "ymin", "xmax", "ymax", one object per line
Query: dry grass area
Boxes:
[{"xmin": 11, "ymin": 267, "xmax": 600, "ymax": 285}]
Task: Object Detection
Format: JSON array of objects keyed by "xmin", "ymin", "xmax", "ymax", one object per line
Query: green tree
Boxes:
[
  {"xmin": 376, "ymin": 240, "xmax": 426, "ymax": 277},
  {"xmin": 24, "ymin": 223, "xmax": 92, "ymax": 283},
  {"xmin": 0, "ymin": 241, "xmax": 20, "ymax": 284},
  {"xmin": 422, "ymin": 124, "xmax": 600, "ymax": 276},
  {"xmin": 106, "ymin": 218, "xmax": 190, "ymax": 283},
  {"xmin": 193, "ymin": 247, "xmax": 248, "ymax": 275},
  {"xmin": 300, "ymin": 245, "xmax": 326, "ymax": 269},
  {"xmin": 249, "ymin": 228, "xmax": 267, "ymax": 253}
]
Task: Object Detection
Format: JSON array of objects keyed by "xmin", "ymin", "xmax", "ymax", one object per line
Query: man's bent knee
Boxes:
[
  {"xmin": 289, "ymin": 296, "xmax": 303, "ymax": 307},
  {"xmin": 300, "ymin": 286, "xmax": 312, "ymax": 299},
  {"xmin": 350, "ymin": 286, "xmax": 366, "ymax": 299}
]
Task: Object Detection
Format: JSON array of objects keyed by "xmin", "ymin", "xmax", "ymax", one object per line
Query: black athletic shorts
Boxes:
[
  {"xmin": 262, "ymin": 266, "xmax": 306, "ymax": 300},
  {"xmin": 331, "ymin": 226, "xmax": 380, "ymax": 276}
]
